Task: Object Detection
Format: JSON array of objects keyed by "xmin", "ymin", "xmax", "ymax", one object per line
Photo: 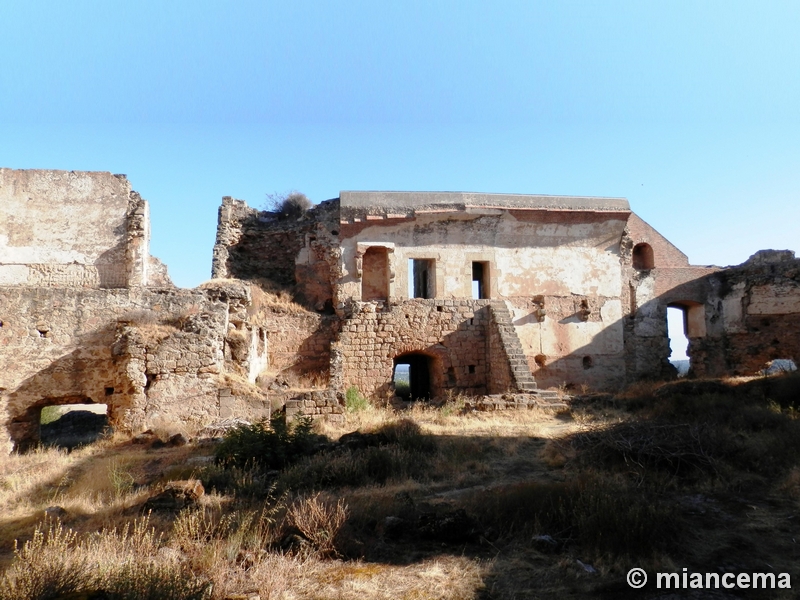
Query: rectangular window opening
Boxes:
[
  {"xmin": 472, "ymin": 262, "xmax": 489, "ymax": 299},
  {"xmin": 409, "ymin": 259, "xmax": 435, "ymax": 299}
]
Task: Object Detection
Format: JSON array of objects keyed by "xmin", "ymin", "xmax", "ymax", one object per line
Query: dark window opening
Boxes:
[
  {"xmin": 39, "ymin": 402, "xmax": 109, "ymax": 450},
  {"xmin": 409, "ymin": 259, "xmax": 434, "ymax": 299},
  {"xmin": 144, "ymin": 373, "xmax": 156, "ymax": 392},
  {"xmin": 105, "ymin": 387, "xmax": 114, "ymax": 396},
  {"xmin": 468, "ymin": 365, "xmax": 476, "ymax": 374},
  {"xmin": 632, "ymin": 243, "xmax": 655, "ymax": 270},
  {"xmin": 582, "ymin": 356, "xmax": 593, "ymax": 369},
  {"xmin": 392, "ymin": 353, "xmax": 433, "ymax": 401},
  {"xmin": 472, "ymin": 262, "xmax": 489, "ymax": 299}
]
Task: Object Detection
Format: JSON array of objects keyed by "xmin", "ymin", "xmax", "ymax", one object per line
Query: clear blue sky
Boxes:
[{"xmin": 2, "ymin": 1, "xmax": 798, "ymax": 289}]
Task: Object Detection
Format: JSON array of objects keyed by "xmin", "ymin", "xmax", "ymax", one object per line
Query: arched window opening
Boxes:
[
  {"xmin": 392, "ymin": 353, "xmax": 433, "ymax": 401},
  {"xmin": 632, "ymin": 243, "xmax": 655, "ymax": 270},
  {"xmin": 39, "ymin": 401, "xmax": 109, "ymax": 449}
]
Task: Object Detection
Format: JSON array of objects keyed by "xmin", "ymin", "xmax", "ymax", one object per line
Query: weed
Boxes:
[
  {"xmin": 108, "ymin": 459, "xmax": 136, "ymax": 499},
  {"xmin": 345, "ymin": 386, "xmax": 370, "ymax": 413},
  {"xmin": 287, "ymin": 493, "xmax": 349, "ymax": 557},
  {"xmin": 0, "ymin": 518, "xmax": 210, "ymax": 600},
  {"xmin": 266, "ymin": 191, "xmax": 312, "ymax": 219},
  {"xmin": 467, "ymin": 475, "xmax": 680, "ymax": 558}
]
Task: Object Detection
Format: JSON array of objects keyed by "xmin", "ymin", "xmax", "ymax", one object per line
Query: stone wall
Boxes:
[
  {"xmin": 333, "ymin": 299, "xmax": 492, "ymax": 399},
  {"xmin": 0, "ymin": 282, "xmax": 268, "ymax": 452},
  {"xmin": 0, "ymin": 169, "xmax": 163, "ymax": 288},
  {"xmin": 285, "ymin": 390, "xmax": 345, "ymax": 423},
  {"xmin": 336, "ymin": 202, "xmax": 638, "ymax": 392},
  {"xmin": 691, "ymin": 251, "xmax": 800, "ymax": 377},
  {"xmin": 212, "ymin": 197, "xmax": 340, "ymax": 311},
  {"xmin": 253, "ymin": 307, "xmax": 339, "ymax": 382}
]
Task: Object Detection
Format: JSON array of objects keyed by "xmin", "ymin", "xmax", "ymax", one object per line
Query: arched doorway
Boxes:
[
  {"xmin": 39, "ymin": 399, "xmax": 109, "ymax": 449},
  {"xmin": 393, "ymin": 352, "xmax": 434, "ymax": 400}
]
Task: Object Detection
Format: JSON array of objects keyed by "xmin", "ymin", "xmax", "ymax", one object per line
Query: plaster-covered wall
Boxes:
[
  {"xmin": 338, "ymin": 206, "xmax": 633, "ymax": 390},
  {"xmin": 0, "ymin": 169, "xmax": 150, "ymax": 287}
]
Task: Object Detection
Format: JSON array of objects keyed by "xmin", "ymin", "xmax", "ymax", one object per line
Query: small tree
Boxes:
[{"xmin": 265, "ymin": 191, "xmax": 312, "ymax": 220}]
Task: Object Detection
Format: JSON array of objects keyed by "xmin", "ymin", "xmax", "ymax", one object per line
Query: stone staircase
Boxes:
[{"xmin": 489, "ymin": 300, "xmax": 561, "ymax": 402}]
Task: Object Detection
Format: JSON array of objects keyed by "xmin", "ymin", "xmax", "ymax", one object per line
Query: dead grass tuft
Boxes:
[{"xmin": 288, "ymin": 493, "xmax": 349, "ymax": 557}]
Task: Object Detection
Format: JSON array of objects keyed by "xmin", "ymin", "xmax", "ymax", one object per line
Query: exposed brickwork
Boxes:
[{"xmin": 255, "ymin": 309, "xmax": 339, "ymax": 379}]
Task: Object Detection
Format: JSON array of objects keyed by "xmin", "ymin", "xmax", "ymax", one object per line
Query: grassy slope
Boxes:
[{"xmin": 2, "ymin": 375, "xmax": 799, "ymax": 599}]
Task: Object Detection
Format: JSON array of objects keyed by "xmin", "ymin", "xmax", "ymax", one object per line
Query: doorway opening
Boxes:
[
  {"xmin": 39, "ymin": 402, "xmax": 109, "ymax": 449},
  {"xmin": 393, "ymin": 353, "xmax": 433, "ymax": 400},
  {"xmin": 667, "ymin": 306, "xmax": 690, "ymax": 376}
]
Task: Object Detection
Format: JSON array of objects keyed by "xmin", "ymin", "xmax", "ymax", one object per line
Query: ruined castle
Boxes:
[{"xmin": 2, "ymin": 168, "xmax": 798, "ymax": 452}]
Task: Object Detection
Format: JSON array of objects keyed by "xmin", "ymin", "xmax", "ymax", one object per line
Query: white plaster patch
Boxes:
[{"xmin": 748, "ymin": 284, "xmax": 800, "ymax": 315}]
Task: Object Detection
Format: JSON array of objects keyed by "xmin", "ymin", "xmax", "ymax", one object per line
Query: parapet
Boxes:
[{"xmin": 339, "ymin": 191, "xmax": 631, "ymax": 221}]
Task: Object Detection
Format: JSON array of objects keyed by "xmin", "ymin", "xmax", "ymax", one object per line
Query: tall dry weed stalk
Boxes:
[{"xmin": 288, "ymin": 493, "xmax": 349, "ymax": 557}]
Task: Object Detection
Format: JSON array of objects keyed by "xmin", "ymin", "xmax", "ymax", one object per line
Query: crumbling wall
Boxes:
[
  {"xmin": 211, "ymin": 197, "xmax": 340, "ymax": 311},
  {"xmin": 336, "ymin": 203, "xmax": 635, "ymax": 391},
  {"xmin": 691, "ymin": 250, "xmax": 800, "ymax": 377},
  {"xmin": 0, "ymin": 282, "xmax": 268, "ymax": 452},
  {"xmin": 253, "ymin": 307, "xmax": 339, "ymax": 383},
  {"xmin": 0, "ymin": 169, "xmax": 167, "ymax": 288},
  {"xmin": 618, "ymin": 214, "xmax": 719, "ymax": 383}
]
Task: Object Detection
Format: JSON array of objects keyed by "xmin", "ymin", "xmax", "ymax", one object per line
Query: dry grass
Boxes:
[
  {"xmin": 5, "ymin": 377, "xmax": 800, "ymax": 599},
  {"xmin": 249, "ymin": 278, "xmax": 309, "ymax": 317}
]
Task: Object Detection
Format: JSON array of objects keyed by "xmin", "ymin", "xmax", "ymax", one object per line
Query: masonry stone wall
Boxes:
[
  {"xmin": 0, "ymin": 280, "xmax": 270, "ymax": 452},
  {"xmin": 691, "ymin": 251, "xmax": 800, "ymax": 377},
  {"xmin": 333, "ymin": 299, "xmax": 492, "ymax": 399},
  {"xmin": 254, "ymin": 308, "xmax": 339, "ymax": 381},
  {"xmin": 337, "ymin": 202, "xmax": 638, "ymax": 392},
  {"xmin": 285, "ymin": 390, "xmax": 345, "ymax": 423},
  {"xmin": 212, "ymin": 197, "xmax": 340, "ymax": 311}
]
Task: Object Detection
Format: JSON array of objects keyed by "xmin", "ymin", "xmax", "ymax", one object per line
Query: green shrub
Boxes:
[
  {"xmin": 345, "ymin": 386, "xmax": 369, "ymax": 413},
  {"xmin": 214, "ymin": 415, "xmax": 324, "ymax": 471}
]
